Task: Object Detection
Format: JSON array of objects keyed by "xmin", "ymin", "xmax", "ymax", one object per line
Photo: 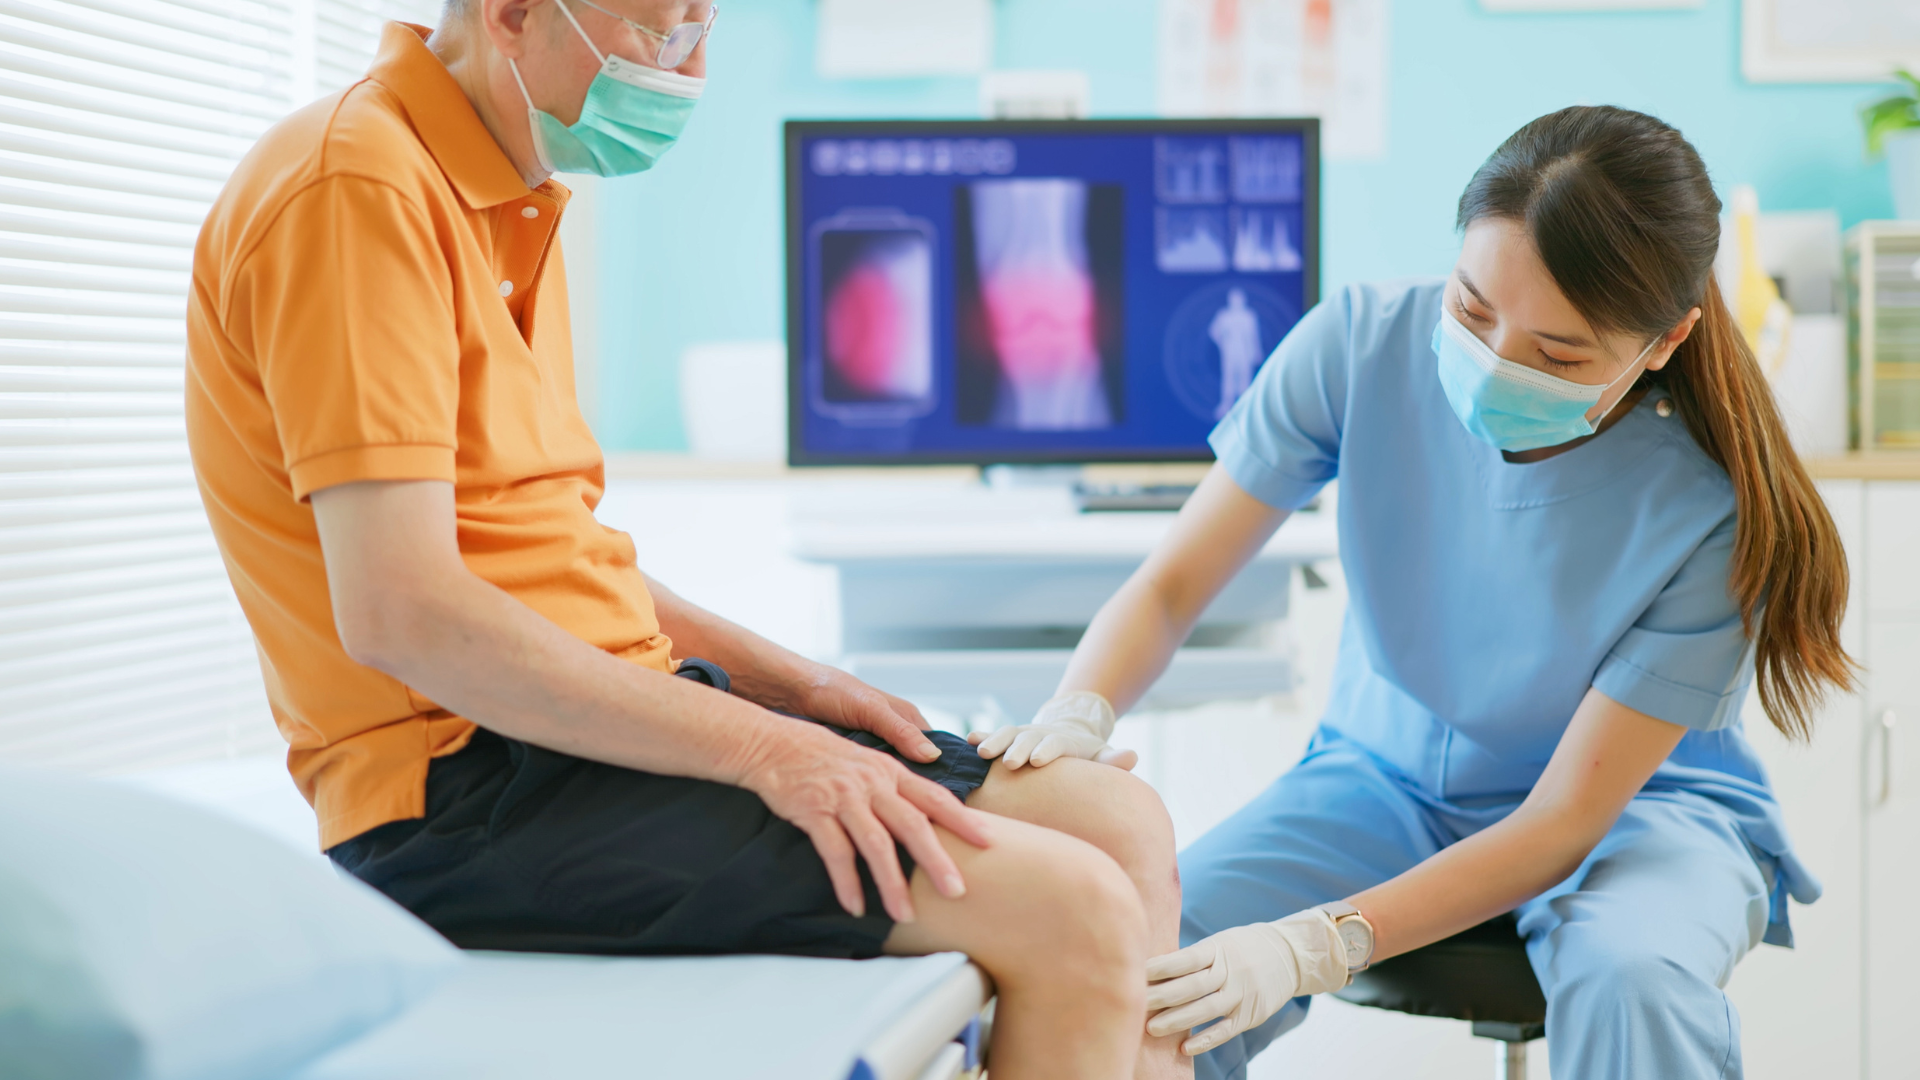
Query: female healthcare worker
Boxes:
[{"xmin": 971, "ymin": 106, "xmax": 1854, "ymax": 1080}]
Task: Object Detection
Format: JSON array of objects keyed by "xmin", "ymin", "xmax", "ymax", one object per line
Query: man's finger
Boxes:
[
  {"xmin": 874, "ymin": 792, "xmax": 965, "ymax": 900},
  {"xmin": 900, "ymin": 773, "xmax": 993, "ymax": 849},
  {"xmin": 803, "ymin": 820, "xmax": 865, "ymax": 918},
  {"xmin": 1145, "ymin": 943, "xmax": 1216, "ymax": 982},
  {"xmin": 1144, "ymin": 964, "xmax": 1225, "ymax": 1012},
  {"xmin": 1146, "ymin": 991, "xmax": 1233, "ymax": 1039},
  {"xmin": 883, "ymin": 692, "xmax": 928, "ymax": 729},
  {"xmin": 867, "ymin": 708, "xmax": 940, "ymax": 762},
  {"xmin": 842, "ymin": 805, "xmax": 915, "ymax": 923}
]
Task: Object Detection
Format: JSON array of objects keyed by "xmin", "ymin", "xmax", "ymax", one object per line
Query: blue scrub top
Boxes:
[{"xmin": 1211, "ymin": 279, "xmax": 1817, "ymax": 941}]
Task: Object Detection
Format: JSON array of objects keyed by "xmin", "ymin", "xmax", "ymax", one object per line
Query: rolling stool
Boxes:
[{"xmin": 1332, "ymin": 914, "xmax": 1546, "ymax": 1080}]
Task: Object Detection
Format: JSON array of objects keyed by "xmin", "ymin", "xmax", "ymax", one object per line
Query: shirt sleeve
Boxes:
[
  {"xmin": 232, "ymin": 175, "xmax": 461, "ymax": 501},
  {"xmin": 1207, "ymin": 287, "xmax": 1352, "ymax": 511},
  {"xmin": 1592, "ymin": 513, "xmax": 1754, "ymax": 731}
]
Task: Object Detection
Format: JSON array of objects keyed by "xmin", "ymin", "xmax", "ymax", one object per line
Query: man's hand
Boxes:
[
  {"xmin": 738, "ymin": 719, "xmax": 993, "ymax": 923},
  {"xmin": 793, "ymin": 666, "xmax": 944, "ymax": 764}
]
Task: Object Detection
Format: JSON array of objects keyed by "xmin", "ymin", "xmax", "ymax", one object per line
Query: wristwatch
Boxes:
[{"xmin": 1316, "ymin": 901, "xmax": 1376, "ymax": 983}]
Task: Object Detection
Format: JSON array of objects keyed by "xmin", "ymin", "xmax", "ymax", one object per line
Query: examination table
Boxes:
[{"xmin": 122, "ymin": 756, "xmax": 992, "ymax": 1080}]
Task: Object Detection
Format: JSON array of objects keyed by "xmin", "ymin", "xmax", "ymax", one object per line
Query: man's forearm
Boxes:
[
  {"xmin": 354, "ymin": 563, "xmax": 797, "ymax": 787},
  {"xmin": 643, "ymin": 575, "xmax": 826, "ymax": 713}
]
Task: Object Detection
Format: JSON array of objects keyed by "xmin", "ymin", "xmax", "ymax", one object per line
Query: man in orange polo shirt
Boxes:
[{"xmin": 186, "ymin": 2, "xmax": 1191, "ymax": 1076}]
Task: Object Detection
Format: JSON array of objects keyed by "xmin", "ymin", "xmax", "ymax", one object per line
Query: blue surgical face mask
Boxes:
[
  {"xmin": 1432, "ymin": 307, "xmax": 1658, "ymax": 453},
  {"xmin": 508, "ymin": 0, "xmax": 703, "ymax": 177}
]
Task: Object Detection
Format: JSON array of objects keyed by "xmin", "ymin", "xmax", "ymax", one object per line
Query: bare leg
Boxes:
[
  {"xmin": 885, "ymin": 815, "xmax": 1148, "ymax": 1080},
  {"xmin": 968, "ymin": 759, "xmax": 1191, "ymax": 1080}
]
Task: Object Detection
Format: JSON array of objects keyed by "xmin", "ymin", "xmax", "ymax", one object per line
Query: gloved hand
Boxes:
[
  {"xmin": 1144, "ymin": 909, "xmax": 1348, "ymax": 1056},
  {"xmin": 967, "ymin": 690, "xmax": 1138, "ymax": 770}
]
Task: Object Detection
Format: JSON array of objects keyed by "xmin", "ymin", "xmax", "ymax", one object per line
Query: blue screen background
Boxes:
[{"xmin": 791, "ymin": 126, "xmax": 1314, "ymax": 463}]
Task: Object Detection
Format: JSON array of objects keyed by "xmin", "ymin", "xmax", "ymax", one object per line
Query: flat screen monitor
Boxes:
[{"xmin": 785, "ymin": 118, "xmax": 1319, "ymax": 466}]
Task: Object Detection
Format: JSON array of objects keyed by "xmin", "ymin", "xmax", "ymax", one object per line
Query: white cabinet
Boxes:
[
  {"xmin": 1730, "ymin": 481, "xmax": 1866, "ymax": 1080},
  {"xmin": 1865, "ymin": 482, "xmax": 1920, "ymax": 1080},
  {"xmin": 1728, "ymin": 479, "xmax": 1920, "ymax": 1080}
]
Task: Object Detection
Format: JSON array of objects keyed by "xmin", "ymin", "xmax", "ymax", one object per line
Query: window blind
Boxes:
[{"xmin": 0, "ymin": 0, "xmax": 437, "ymax": 773}]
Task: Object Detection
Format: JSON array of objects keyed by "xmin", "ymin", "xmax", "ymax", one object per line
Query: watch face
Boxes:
[{"xmin": 1338, "ymin": 919, "xmax": 1373, "ymax": 966}]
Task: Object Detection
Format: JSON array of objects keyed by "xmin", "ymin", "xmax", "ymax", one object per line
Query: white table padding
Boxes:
[{"xmin": 288, "ymin": 949, "xmax": 975, "ymax": 1080}]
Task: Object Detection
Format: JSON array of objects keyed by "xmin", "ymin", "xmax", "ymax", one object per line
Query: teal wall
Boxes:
[{"xmin": 595, "ymin": 0, "xmax": 1898, "ymax": 451}]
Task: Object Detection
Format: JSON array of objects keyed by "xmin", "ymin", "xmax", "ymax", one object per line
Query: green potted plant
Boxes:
[{"xmin": 1863, "ymin": 69, "xmax": 1920, "ymax": 220}]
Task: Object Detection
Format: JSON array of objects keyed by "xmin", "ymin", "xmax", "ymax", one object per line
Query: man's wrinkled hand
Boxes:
[
  {"xmin": 794, "ymin": 667, "xmax": 944, "ymax": 764},
  {"xmin": 740, "ymin": 718, "xmax": 992, "ymax": 924}
]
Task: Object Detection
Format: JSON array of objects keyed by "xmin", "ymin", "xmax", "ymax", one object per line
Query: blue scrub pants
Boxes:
[{"xmin": 1180, "ymin": 735, "xmax": 1774, "ymax": 1080}]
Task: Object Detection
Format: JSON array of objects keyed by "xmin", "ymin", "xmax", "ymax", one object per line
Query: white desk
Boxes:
[{"xmin": 787, "ymin": 479, "xmax": 1339, "ymax": 721}]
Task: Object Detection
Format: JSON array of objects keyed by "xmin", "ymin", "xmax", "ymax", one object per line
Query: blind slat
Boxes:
[{"xmin": 0, "ymin": 0, "xmax": 431, "ymax": 773}]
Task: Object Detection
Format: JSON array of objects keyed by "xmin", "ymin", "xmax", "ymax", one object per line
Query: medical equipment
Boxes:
[{"xmin": 784, "ymin": 118, "xmax": 1321, "ymax": 466}]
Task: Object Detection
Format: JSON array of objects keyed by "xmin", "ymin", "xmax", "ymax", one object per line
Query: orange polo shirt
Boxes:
[{"xmin": 186, "ymin": 23, "xmax": 675, "ymax": 849}]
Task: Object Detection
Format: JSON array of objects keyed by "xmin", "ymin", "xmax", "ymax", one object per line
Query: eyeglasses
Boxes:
[{"xmin": 571, "ymin": 0, "xmax": 717, "ymax": 71}]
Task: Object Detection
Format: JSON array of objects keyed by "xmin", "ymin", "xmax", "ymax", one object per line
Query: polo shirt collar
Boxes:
[{"xmin": 369, "ymin": 22, "xmax": 531, "ymax": 210}]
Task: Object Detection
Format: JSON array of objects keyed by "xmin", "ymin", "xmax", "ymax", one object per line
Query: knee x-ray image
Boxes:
[
  {"xmin": 811, "ymin": 213, "xmax": 936, "ymax": 419},
  {"xmin": 953, "ymin": 179, "xmax": 1126, "ymax": 431}
]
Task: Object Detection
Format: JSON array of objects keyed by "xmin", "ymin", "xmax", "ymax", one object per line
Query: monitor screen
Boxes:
[{"xmin": 785, "ymin": 119, "xmax": 1319, "ymax": 466}]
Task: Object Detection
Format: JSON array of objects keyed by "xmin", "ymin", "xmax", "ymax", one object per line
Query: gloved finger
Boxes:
[
  {"xmin": 999, "ymin": 728, "xmax": 1049, "ymax": 769},
  {"xmin": 1025, "ymin": 731, "xmax": 1083, "ymax": 768},
  {"xmin": 1147, "ymin": 989, "xmax": 1234, "ymax": 1040},
  {"xmin": 1095, "ymin": 745, "xmax": 1140, "ymax": 771},
  {"xmin": 966, "ymin": 731, "xmax": 987, "ymax": 746},
  {"xmin": 974, "ymin": 725, "xmax": 1021, "ymax": 760},
  {"xmin": 1143, "ymin": 963, "xmax": 1226, "ymax": 1012},
  {"xmin": 1182, "ymin": 1017, "xmax": 1243, "ymax": 1057},
  {"xmin": 1145, "ymin": 942, "xmax": 1216, "ymax": 983}
]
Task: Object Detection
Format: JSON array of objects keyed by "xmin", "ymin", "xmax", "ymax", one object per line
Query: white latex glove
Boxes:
[
  {"xmin": 1144, "ymin": 909, "xmax": 1348, "ymax": 1056},
  {"xmin": 968, "ymin": 691, "xmax": 1138, "ymax": 770}
]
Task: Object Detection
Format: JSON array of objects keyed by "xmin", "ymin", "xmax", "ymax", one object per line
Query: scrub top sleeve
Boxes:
[
  {"xmin": 1207, "ymin": 288, "xmax": 1352, "ymax": 511},
  {"xmin": 1593, "ymin": 513, "xmax": 1754, "ymax": 731}
]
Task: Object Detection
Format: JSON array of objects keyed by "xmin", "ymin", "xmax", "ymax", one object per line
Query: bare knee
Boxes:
[
  {"xmin": 893, "ymin": 819, "xmax": 1148, "ymax": 1003},
  {"xmin": 974, "ymin": 758, "xmax": 1178, "ymax": 890}
]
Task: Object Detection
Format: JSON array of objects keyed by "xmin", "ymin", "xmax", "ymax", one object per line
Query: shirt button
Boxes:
[
  {"xmin": 1655, "ymin": 398, "xmax": 1673, "ymax": 418},
  {"xmin": 521, "ymin": 206, "xmax": 539, "ymax": 218},
  {"xmin": 499, "ymin": 280, "xmax": 514, "ymax": 297}
]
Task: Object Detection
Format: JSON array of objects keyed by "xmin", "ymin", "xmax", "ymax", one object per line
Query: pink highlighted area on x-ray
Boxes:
[
  {"xmin": 814, "ymin": 223, "xmax": 935, "ymax": 415},
  {"xmin": 955, "ymin": 178, "xmax": 1125, "ymax": 431}
]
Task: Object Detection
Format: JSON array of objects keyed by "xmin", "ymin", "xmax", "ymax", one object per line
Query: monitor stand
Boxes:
[{"xmin": 980, "ymin": 464, "xmax": 1084, "ymax": 490}]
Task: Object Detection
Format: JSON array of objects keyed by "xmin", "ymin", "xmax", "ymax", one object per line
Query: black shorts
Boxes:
[{"xmin": 327, "ymin": 660, "xmax": 989, "ymax": 960}]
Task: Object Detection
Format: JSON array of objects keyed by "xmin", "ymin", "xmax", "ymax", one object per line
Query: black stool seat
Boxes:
[{"xmin": 1331, "ymin": 914, "xmax": 1546, "ymax": 1043}]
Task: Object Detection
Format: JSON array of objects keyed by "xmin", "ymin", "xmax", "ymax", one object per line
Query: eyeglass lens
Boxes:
[{"xmin": 657, "ymin": 24, "xmax": 702, "ymax": 69}]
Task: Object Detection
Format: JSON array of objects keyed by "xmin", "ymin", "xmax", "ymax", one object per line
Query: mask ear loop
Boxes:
[
  {"xmin": 507, "ymin": 59, "xmax": 557, "ymax": 174},
  {"xmin": 551, "ymin": 0, "xmax": 611, "ymax": 67},
  {"xmin": 1587, "ymin": 332, "xmax": 1665, "ymax": 428}
]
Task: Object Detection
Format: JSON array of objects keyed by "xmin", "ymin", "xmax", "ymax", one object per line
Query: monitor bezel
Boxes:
[{"xmin": 784, "ymin": 117, "xmax": 1321, "ymax": 468}]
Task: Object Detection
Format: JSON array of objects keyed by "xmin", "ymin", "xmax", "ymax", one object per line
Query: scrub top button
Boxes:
[
  {"xmin": 1655, "ymin": 398, "xmax": 1673, "ymax": 418},
  {"xmin": 521, "ymin": 206, "xmax": 539, "ymax": 219},
  {"xmin": 498, "ymin": 280, "xmax": 514, "ymax": 297}
]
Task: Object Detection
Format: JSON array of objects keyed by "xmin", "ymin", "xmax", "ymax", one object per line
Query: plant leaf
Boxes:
[{"xmin": 1863, "ymin": 97, "xmax": 1920, "ymax": 156}]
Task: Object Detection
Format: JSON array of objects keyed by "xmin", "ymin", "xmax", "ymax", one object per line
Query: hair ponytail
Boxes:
[
  {"xmin": 1459, "ymin": 105, "xmax": 1854, "ymax": 739},
  {"xmin": 1657, "ymin": 276, "xmax": 1853, "ymax": 738}
]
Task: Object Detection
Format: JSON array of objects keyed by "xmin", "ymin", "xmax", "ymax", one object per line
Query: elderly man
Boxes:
[{"xmin": 185, "ymin": 2, "xmax": 1188, "ymax": 1077}]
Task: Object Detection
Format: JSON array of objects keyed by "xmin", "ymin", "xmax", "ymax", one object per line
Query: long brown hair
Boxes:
[{"xmin": 1458, "ymin": 105, "xmax": 1853, "ymax": 739}]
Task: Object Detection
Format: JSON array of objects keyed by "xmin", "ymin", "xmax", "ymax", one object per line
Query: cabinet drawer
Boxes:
[{"xmin": 1867, "ymin": 482, "xmax": 1920, "ymax": 615}]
